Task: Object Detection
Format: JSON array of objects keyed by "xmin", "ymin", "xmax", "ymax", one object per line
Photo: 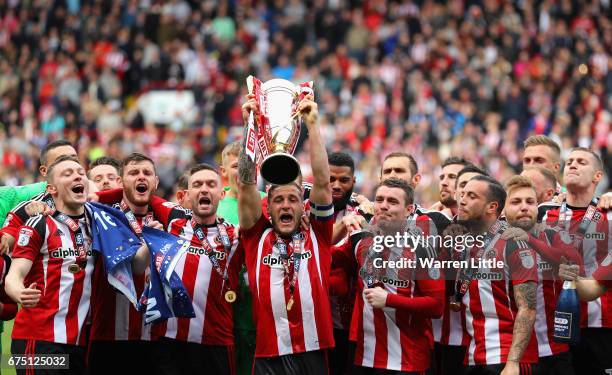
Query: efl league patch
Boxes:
[
  {"xmin": 3, "ymin": 213, "xmax": 13, "ymax": 227},
  {"xmin": 17, "ymin": 228, "xmax": 34, "ymax": 247},
  {"xmin": 428, "ymin": 267, "xmax": 440, "ymax": 280},
  {"xmin": 162, "ymin": 201, "xmax": 178, "ymax": 208},
  {"xmin": 519, "ymin": 250, "xmax": 535, "ymax": 269},
  {"xmin": 602, "ymin": 252, "xmax": 612, "ymax": 267}
]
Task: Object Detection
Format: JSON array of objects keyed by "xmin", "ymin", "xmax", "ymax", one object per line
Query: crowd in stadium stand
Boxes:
[{"xmin": 0, "ymin": 0, "xmax": 610, "ymax": 204}]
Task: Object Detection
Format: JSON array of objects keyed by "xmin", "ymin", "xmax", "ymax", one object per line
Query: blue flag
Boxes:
[
  {"xmin": 140, "ymin": 226, "xmax": 195, "ymax": 324},
  {"xmin": 87, "ymin": 202, "xmax": 142, "ymax": 306}
]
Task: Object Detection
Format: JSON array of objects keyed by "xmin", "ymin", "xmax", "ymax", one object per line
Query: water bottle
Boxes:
[{"xmin": 553, "ymin": 280, "xmax": 580, "ymax": 344}]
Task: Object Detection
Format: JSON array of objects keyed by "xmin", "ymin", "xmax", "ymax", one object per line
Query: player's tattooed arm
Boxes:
[
  {"xmin": 238, "ymin": 120, "xmax": 257, "ymax": 185},
  {"xmin": 237, "ymin": 95, "xmax": 262, "ymax": 230},
  {"xmin": 507, "ymin": 282, "xmax": 536, "ymax": 363}
]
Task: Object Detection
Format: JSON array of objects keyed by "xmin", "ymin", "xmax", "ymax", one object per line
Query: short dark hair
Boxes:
[
  {"xmin": 88, "ymin": 156, "xmax": 120, "ymax": 178},
  {"xmin": 383, "ymin": 152, "xmax": 418, "ymax": 177},
  {"xmin": 328, "ymin": 152, "xmax": 355, "ymax": 173},
  {"xmin": 189, "ymin": 163, "xmax": 219, "ymax": 177},
  {"xmin": 470, "ymin": 175, "xmax": 506, "ymax": 215},
  {"xmin": 442, "ymin": 156, "xmax": 471, "ymax": 169},
  {"xmin": 176, "ymin": 172, "xmax": 189, "ymax": 190},
  {"xmin": 47, "ymin": 155, "xmax": 81, "ymax": 182},
  {"xmin": 456, "ymin": 165, "xmax": 488, "ymax": 183},
  {"xmin": 375, "ymin": 177, "xmax": 414, "ymax": 206},
  {"xmin": 268, "ymin": 182, "xmax": 302, "ymax": 201},
  {"xmin": 120, "ymin": 153, "xmax": 155, "ymax": 176},
  {"xmin": 40, "ymin": 140, "xmax": 74, "ymax": 166}
]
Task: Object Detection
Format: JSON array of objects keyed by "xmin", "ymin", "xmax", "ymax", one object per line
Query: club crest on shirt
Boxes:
[
  {"xmin": 17, "ymin": 228, "xmax": 33, "ymax": 246},
  {"xmin": 428, "ymin": 267, "xmax": 440, "ymax": 280},
  {"xmin": 519, "ymin": 250, "xmax": 535, "ymax": 269}
]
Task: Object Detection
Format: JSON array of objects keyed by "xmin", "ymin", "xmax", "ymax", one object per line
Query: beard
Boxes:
[
  {"xmin": 368, "ymin": 218, "xmax": 407, "ymax": 237},
  {"xmin": 440, "ymin": 193, "xmax": 456, "ymax": 207},
  {"xmin": 509, "ymin": 217, "xmax": 536, "ymax": 232},
  {"xmin": 456, "ymin": 212, "xmax": 484, "ymax": 232},
  {"xmin": 333, "ymin": 188, "xmax": 354, "ymax": 212}
]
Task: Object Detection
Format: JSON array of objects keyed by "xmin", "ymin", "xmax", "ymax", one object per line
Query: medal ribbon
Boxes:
[
  {"xmin": 52, "ymin": 211, "xmax": 88, "ymax": 268},
  {"xmin": 191, "ymin": 218, "xmax": 232, "ymax": 291},
  {"xmin": 120, "ymin": 200, "xmax": 153, "ymax": 239},
  {"xmin": 274, "ymin": 232, "xmax": 304, "ymax": 298},
  {"xmin": 558, "ymin": 198, "xmax": 599, "ymax": 245},
  {"xmin": 453, "ymin": 220, "xmax": 508, "ymax": 303}
]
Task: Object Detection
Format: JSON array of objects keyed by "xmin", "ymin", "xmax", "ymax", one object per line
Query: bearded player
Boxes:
[
  {"xmin": 237, "ymin": 93, "xmax": 334, "ymax": 374},
  {"xmin": 456, "ymin": 176, "xmax": 539, "ymax": 375}
]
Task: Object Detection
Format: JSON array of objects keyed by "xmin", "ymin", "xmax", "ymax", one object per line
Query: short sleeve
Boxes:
[
  {"xmin": 592, "ymin": 254, "xmax": 612, "ymax": 288},
  {"xmin": 12, "ymin": 215, "xmax": 46, "ymax": 261},
  {"xmin": 506, "ymin": 239, "xmax": 538, "ymax": 286}
]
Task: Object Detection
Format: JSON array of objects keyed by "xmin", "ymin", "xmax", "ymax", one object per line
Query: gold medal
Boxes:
[
  {"xmin": 449, "ymin": 300, "xmax": 462, "ymax": 312},
  {"xmin": 68, "ymin": 264, "xmax": 81, "ymax": 274},
  {"xmin": 225, "ymin": 290, "xmax": 237, "ymax": 303},
  {"xmin": 286, "ymin": 296, "xmax": 294, "ymax": 311}
]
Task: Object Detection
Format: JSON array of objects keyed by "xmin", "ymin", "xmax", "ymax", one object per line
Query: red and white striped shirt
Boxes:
[
  {"xmin": 334, "ymin": 231, "xmax": 444, "ymax": 372},
  {"xmin": 330, "ymin": 204, "xmax": 360, "ymax": 330},
  {"xmin": 593, "ymin": 252, "xmax": 612, "ymax": 289},
  {"xmin": 89, "ymin": 213, "xmax": 150, "ymax": 342},
  {"xmin": 541, "ymin": 204, "xmax": 612, "ymax": 328},
  {"xmin": 241, "ymin": 204, "xmax": 335, "ymax": 358},
  {"xmin": 462, "ymin": 237, "xmax": 539, "ymax": 366},
  {"xmin": 529, "ymin": 229, "xmax": 574, "ymax": 357},
  {"xmin": 1, "ymin": 192, "xmax": 54, "ymax": 239},
  {"xmin": 151, "ymin": 217, "xmax": 243, "ymax": 345},
  {"xmin": 12, "ymin": 213, "xmax": 95, "ymax": 345}
]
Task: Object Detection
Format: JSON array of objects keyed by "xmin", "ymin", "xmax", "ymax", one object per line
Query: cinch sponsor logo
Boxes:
[
  {"xmin": 569, "ymin": 232, "xmax": 605, "ymax": 240},
  {"xmin": 50, "ymin": 248, "xmax": 93, "ymax": 258},
  {"xmin": 380, "ymin": 276, "xmax": 409, "ymax": 288},
  {"xmin": 473, "ymin": 271, "xmax": 503, "ymax": 280},
  {"xmin": 187, "ymin": 246, "xmax": 226, "ymax": 260},
  {"xmin": 538, "ymin": 261, "xmax": 552, "ymax": 271},
  {"xmin": 262, "ymin": 251, "xmax": 312, "ymax": 267}
]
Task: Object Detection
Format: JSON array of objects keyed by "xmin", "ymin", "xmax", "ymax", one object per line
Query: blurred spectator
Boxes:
[{"xmin": 0, "ymin": 0, "xmax": 609, "ymax": 204}]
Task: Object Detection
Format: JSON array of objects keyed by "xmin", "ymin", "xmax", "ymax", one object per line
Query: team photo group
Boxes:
[
  {"xmin": 0, "ymin": 88, "xmax": 610, "ymax": 375},
  {"xmin": 0, "ymin": 1, "xmax": 611, "ymax": 375}
]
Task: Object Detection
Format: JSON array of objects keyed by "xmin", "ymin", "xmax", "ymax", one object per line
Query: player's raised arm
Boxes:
[
  {"xmin": 238, "ymin": 94, "xmax": 262, "ymax": 230},
  {"xmin": 299, "ymin": 95, "xmax": 331, "ymax": 207}
]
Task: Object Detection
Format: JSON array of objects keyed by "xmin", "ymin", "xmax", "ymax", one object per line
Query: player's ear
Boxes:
[
  {"xmin": 155, "ymin": 175, "xmax": 159, "ymax": 190},
  {"xmin": 412, "ymin": 173, "xmax": 421, "ymax": 188},
  {"xmin": 593, "ymin": 170, "xmax": 603, "ymax": 183}
]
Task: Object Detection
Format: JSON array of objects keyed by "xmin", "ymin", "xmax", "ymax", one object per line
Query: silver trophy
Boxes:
[{"xmin": 247, "ymin": 76, "xmax": 313, "ymax": 185}]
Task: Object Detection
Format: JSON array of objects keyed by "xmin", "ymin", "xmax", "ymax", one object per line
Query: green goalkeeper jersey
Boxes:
[{"xmin": 0, "ymin": 182, "xmax": 47, "ymax": 227}]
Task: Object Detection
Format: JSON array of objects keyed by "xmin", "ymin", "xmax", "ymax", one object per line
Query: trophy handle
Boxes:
[{"xmin": 247, "ymin": 75, "xmax": 254, "ymax": 95}]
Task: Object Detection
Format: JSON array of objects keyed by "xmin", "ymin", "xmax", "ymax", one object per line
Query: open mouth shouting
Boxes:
[
  {"xmin": 198, "ymin": 196, "xmax": 212, "ymax": 209},
  {"xmin": 135, "ymin": 183, "xmax": 148, "ymax": 194},
  {"xmin": 279, "ymin": 213, "xmax": 294, "ymax": 226},
  {"xmin": 71, "ymin": 184, "xmax": 85, "ymax": 194}
]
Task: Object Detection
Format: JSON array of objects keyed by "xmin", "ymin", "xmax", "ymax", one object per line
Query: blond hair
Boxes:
[
  {"xmin": 505, "ymin": 175, "xmax": 536, "ymax": 196},
  {"xmin": 523, "ymin": 135, "xmax": 561, "ymax": 161},
  {"xmin": 221, "ymin": 141, "xmax": 242, "ymax": 166}
]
